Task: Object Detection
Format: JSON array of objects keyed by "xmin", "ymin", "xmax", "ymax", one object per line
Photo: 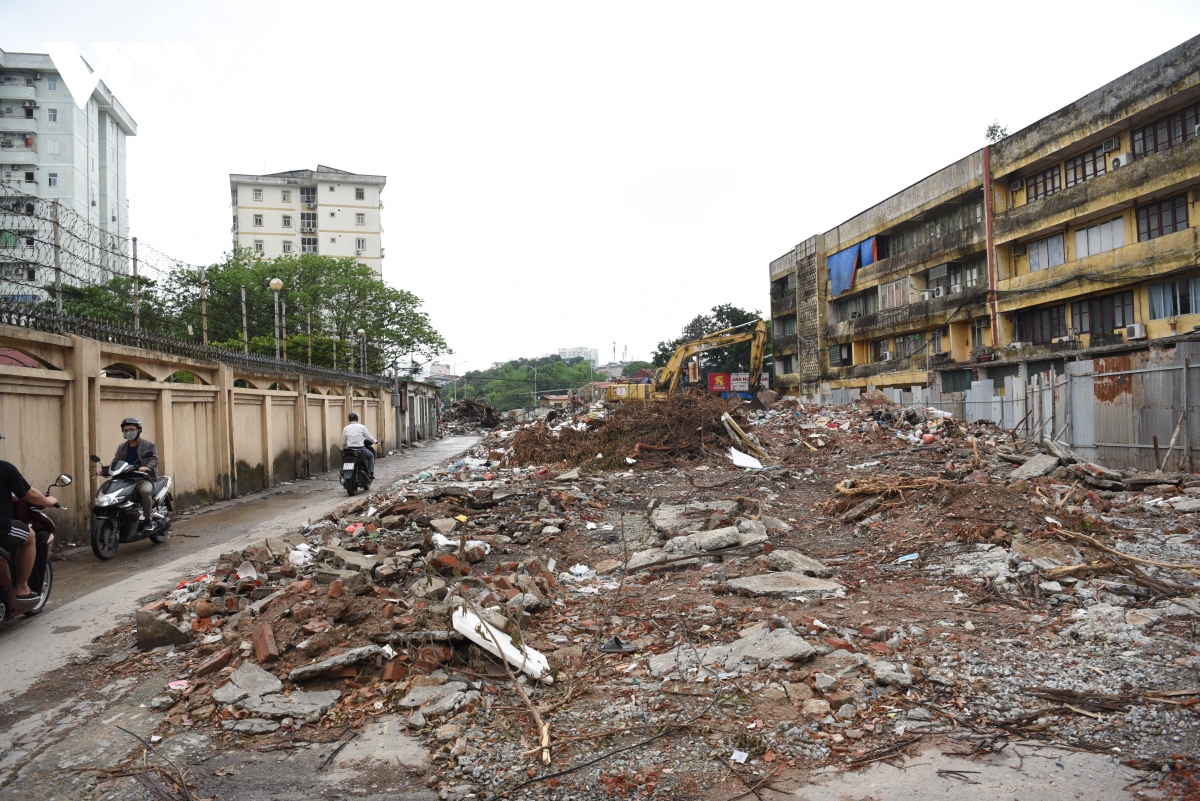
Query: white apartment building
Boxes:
[
  {"xmin": 230, "ymin": 166, "xmax": 385, "ymax": 274},
  {"xmin": 558, "ymin": 347, "xmax": 599, "ymax": 366},
  {"xmin": 0, "ymin": 48, "xmax": 136, "ymax": 299}
]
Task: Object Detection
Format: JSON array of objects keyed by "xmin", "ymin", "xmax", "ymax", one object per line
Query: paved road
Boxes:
[{"xmin": 0, "ymin": 436, "xmax": 480, "ymax": 705}]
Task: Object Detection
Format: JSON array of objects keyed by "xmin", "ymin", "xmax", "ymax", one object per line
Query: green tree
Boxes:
[
  {"xmin": 621, "ymin": 360, "xmax": 653, "ymax": 377},
  {"xmin": 652, "ymin": 304, "xmax": 771, "ymax": 375},
  {"xmin": 457, "ymin": 356, "xmax": 596, "ymax": 412}
]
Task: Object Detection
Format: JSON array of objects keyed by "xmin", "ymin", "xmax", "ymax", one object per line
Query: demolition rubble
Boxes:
[{"xmin": 43, "ymin": 392, "xmax": 1200, "ymax": 798}]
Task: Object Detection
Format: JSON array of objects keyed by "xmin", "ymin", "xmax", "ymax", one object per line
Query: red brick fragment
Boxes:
[
  {"xmin": 253, "ymin": 621, "xmax": 279, "ymax": 663},
  {"xmin": 382, "ymin": 660, "xmax": 408, "ymax": 681},
  {"xmin": 195, "ymin": 646, "xmax": 232, "ymax": 677},
  {"xmin": 327, "ymin": 580, "xmax": 344, "ymax": 599}
]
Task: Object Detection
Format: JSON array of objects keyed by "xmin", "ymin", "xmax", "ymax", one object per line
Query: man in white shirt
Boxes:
[{"xmin": 341, "ymin": 412, "xmax": 376, "ymax": 479}]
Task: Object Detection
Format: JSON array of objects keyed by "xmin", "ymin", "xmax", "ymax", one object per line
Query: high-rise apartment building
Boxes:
[
  {"xmin": 558, "ymin": 347, "xmax": 599, "ymax": 366},
  {"xmin": 0, "ymin": 47, "xmax": 137, "ymax": 299},
  {"xmin": 770, "ymin": 35, "xmax": 1200, "ymax": 398},
  {"xmin": 230, "ymin": 166, "xmax": 385, "ymax": 274}
]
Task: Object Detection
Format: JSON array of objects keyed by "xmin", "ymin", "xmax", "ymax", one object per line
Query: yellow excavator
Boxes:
[{"xmin": 607, "ymin": 319, "xmax": 768, "ymax": 402}]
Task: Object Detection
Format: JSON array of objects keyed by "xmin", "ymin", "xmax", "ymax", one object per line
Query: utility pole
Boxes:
[
  {"xmin": 240, "ymin": 286, "xmax": 248, "ymax": 354},
  {"xmin": 131, "ymin": 236, "xmax": 139, "ymax": 330},
  {"xmin": 307, "ymin": 311, "xmax": 312, "ymax": 365},
  {"xmin": 52, "ymin": 202, "xmax": 62, "ymax": 317},
  {"xmin": 270, "ymin": 278, "xmax": 283, "ymax": 359},
  {"xmin": 282, "ymin": 299, "xmax": 288, "ymax": 361},
  {"xmin": 357, "ymin": 328, "xmax": 366, "ymax": 374},
  {"xmin": 200, "ymin": 265, "xmax": 208, "ymax": 346}
]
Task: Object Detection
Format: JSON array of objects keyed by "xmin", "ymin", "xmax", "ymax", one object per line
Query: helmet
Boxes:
[
  {"xmin": 121, "ymin": 417, "xmax": 143, "ymax": 431},
  {"xmin": 348, "ymin": 412, "xmax": 359, "ymax": 422}
]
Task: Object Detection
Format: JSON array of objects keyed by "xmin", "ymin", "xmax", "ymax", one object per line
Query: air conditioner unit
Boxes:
[
  {"xmin": 1009, "ymin": 178, "xmax": 1024, "ymax": 192},
  {"xmin": 355, "ymin": 249, "xmax": 364, "ymax": 256},
  {"xmin": 881, "ymin": 352, "xmax": 893, "ymax": 361},
  {"xmin": 1110, "ymin": 152, "xmax": 1133, "ymax": 169},
  {"xmin": 1013, "ymin": 243, "xmax": 1027, "ymax": 256},
  {"xmin": 1009, "ymin": 341, "xmax": 1028, "ymax": 349},
  {"xmin": 1194, "ymin": 124, "xmax": 1200, "ymax": 139},
  {"xmin": 933, "ymin": 286, "xmax": 945, "ymax": 298},
  {"xmin": 950, "ymin": 283, "xmax": 964, "ymax": 294},
  {"xmin": 920, "ymin": 289, "xmax": 933, "ymax": 301},
  {"xmin": 20, "ymin": 100, "xmax": 37, "ymax": 108},
  {"xmin": 1101, "ymin": 137, "xmax": 1120, "ymax": 153},
  {"xmin": 1125, "ymin": 323, "xmax": 1147, "ymax": 340},
  {"xmin": 1052, "ymin": 336, "xmax": 1070, "ymax": 344}
]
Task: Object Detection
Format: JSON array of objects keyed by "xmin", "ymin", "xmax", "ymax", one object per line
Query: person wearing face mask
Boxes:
[{"xmin": 102, "ymin": 417, "xmax": 161, "ymax": 534}]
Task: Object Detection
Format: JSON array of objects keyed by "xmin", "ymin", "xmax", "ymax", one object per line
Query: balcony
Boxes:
[
  {"xmin": 851, "ymin": 221, "xmax": 986, "ymax": 290},
  {"xmin": 827, "ymin": 351, "xmax": 926, "ymax": 383},
  {"xmin": 299, "ymin": 225, "xmax": 316, "ymax": 233},
  {"xmin": 0, "ymin": 117, "xmax": 35, "ymax": 133},
  {"xmin": 828, "ymin": 285, "xmax": 989, "ymax": 341},
  {"xmin": 994, "ymin": 136, "xmax": 1200, "ymax": 243},
  {"xmin": 771, "ymin": 290, "xmax": 796, "ymax": 315},
  {"xmin": 0, "ymin": 151, "xmax": 36, "ymax": 166},
  {"xmin": 0, "ymin": 85, "xmax": 35, "ymax": 101}
]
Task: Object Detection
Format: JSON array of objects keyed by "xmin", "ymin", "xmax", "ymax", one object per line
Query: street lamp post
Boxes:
[
  {"xmin": 269, "ymin": 277, "xmax": 283, "ymax": 359},
  {"xmin": 357, "ymin": 328, "xmax": 366, "ymax": 375},
  {"xmin": 451, "ymin": 360, "xmax": 468, "ymax": 402}
]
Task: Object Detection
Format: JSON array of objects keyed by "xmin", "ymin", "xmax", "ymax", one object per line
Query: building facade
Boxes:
[
  {"xmin": 229, "ymin": 166, "xmax": 385, "ymax": 274},
  {"xmin": 0, "ymin": 48, "xmax": 137, "ymax": 299},
  {"xmin": 558, "ymin": 347, "xmax": 599, "ymax": 366},
  {"xmin": 771, "ymin": 36, "xmax": 1200, "ymax": 400}
]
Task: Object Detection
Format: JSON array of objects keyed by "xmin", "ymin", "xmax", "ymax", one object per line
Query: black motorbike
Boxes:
[
  {"xmin": 2, "ymin": 472, "xmax": 71, "ymax": 621},
  {"xmin": 88, "ymin": 455, "xmax": 174, "ymax": 560},
  {"xmin": 340, "ymin": 447, "xmax": 374, "ymax": 496}
]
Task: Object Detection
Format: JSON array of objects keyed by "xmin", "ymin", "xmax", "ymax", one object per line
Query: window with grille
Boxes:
[
  {"xmin": 301, "ymin": 237, "xmax": 318, "ymax": 253},
  {"xmin": 1071, "ymin": 291, "xmax": 1134, "ymax": 335},
  {"xmin": 1074, "ymin": 217, "xmax": 1124, "ymax": 259},
  {"xmin": 1028, "ymin": 233, "xmax": 1065, "ymax": 272},
  {"xmin": 1016, "ymin": 306, "xmax": 1067, "ymax": 344},
  {"xmin": 1137, "ymin": 195, "xmax": 1189, "ymax": 242},
  {"xmin": 1065, "ymin": 147, "xmax": 1106, "ymax": 188},
  {"xmin": 1148, "ymin": 278, "xmax": 1200, "ymax": 320},
  {"xmin": 1132, "ymin": 101, "xmax": 1200, "ymax": 157},
  {"xmin": 1025, "ymin": 165, "xmax": 1061, "ymax": 203}
]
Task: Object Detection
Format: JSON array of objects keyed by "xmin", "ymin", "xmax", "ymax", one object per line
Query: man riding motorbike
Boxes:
[
  {"xmin": 98, "ymin": 418, "xmax": 161, "ymax": 534},
  {"xmin": 342, "ymin": 412, "xmax": 376, "ymax": 480},
  {"xmin": 1, "ymin": 454, "xmax": 59, "ymax": 603}
]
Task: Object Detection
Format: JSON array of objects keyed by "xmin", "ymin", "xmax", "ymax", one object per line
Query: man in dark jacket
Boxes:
[{"xmin": 104, "ymin": 417, "xmax": 160, "ymax": 533}]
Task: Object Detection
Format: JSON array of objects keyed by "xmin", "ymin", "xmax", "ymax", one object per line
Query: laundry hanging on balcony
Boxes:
[
  {"xmin": 859, "ymin": 236, "xmax": 878, "ymax": 268},
  {"xmin": 827, "ymin": 245, "xmax": 859, "ymax": 297}
]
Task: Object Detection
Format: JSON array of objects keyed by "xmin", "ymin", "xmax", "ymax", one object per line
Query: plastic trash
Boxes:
[
  {"xmin": 731, "ymin": 750, "xmax": 749, "ymax": 764},
  {"xmin": 586, "ymin": 522, "xmax": 597, "ymax": 530},
  {"xmin": 896, "ymin": 553, "xmax": 919, "ymax": 563},
  {"xmin": 569, "ymin": 564, "xmax": 593, "ymax": 578},
  {"xmin": 598, "ymin": 635, "xmax": 638, "ymax": 653},
  {"xmin": 452, "ymin": 607, "xmax": 551, "ymax": 683},
  {"xmin": 167, "ymin": 680, "xmax": 189, "ymax": 691},
  {"xmin": 235, "ymin": 561, "xmax": 258, "ymax": 581},
  {"xmin": 728, "ymin": 447, "xmax": 763, "ymax": 470}
]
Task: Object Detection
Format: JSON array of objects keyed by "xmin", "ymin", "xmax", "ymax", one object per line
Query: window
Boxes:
[
  {"xmin": 1132, "ymin": 101, "xmax": 1200, "ymax": 158},
  {"xmin": 1071, "ymin": 291, "xmax": 1135, "ymax": 335},
  {"xmin": 329, "ymin": 236, "xmax": 336, "ymax": 243},
  {"xmin": 1074, "ymin": 217, "xmax": 1124, "ymax": 259},
  {"xmin": 1148, "ymin": 278, "xmax": 1200, "ymax": 320},
  {"xmin": 282, "ymin": 240, "xmax": 293, "ymax": 253},
  {"xmin": 281, "ymin": 190, "xmax": 291, "ymax": 203},
  {"xmin": 253, "ymin": 214, "xmax": 263, "ymax": 227},
  {"xmin": 23, "ymin": 107, "xmax": 32, "ymax": 119},
  {"xmin": 889, "ymin": 198, "xmax": 984, "ymax": 257},
  {"xmin": 1064, "ymin": 147, "xmax": 1106, "ymax": 188},
  {"xmin": 253, "ymin": 189, "xmax": 263, "ymax": 201},
  {"xmin": 48, "ymin": 79, "xmax": 57, "ymax": 90},
  {"xmin": 48, "ymin": 173, "xmax": 57, "ymax": 187},
  {"xmin": 942, "ymin": 369, "xmax": 972, "ymax": 393},
  {"xmin": 232, "ymin": 189, "xmax": 237, "ymax": 205},
  {"xmin": 355, "ymin": 213, "xmax": 365, "ymax": 226},
  {"xmin": 301, "ymin": 237, "xmax": 318, "ymax": 253},
  {"xmin": 776, "ymin": 315, "xmax": 797, "ymax": 336},
  {"xmin": 282, "ymin": 215, "xmax": 292, "ymax": 228},
  {"xmin": 355, "ymin": 237, "xmax": 366, "ymax": 251},
  {"xmin": 47, "ymin": 108, "xmax": 57, "ymax": 122},
  {"xmin": 972, "ymin": 318, "xmax": 989, "ymax": 349},
  {"xmin": 47, "ymin": 140, "xmax": 58, "ymax": 155},
  {"xmin": 1024, "ymin": 165, "xmax": 1061, "ymax": 203},
  {"xmin": 838, "ymin": 293, "xmax": 876, "ymax": 321},
  {"xmin": 872, "ymin": 339, "xmax": 890, "ymax": 361},
  {"xmin": 879, "ymin": 278, "xmax": 908, "ymax": 310},
  {"xmin": 328, "ymin": 185, "xmax": 335, "ymax": 192},
  {"xmin": 828, "ymin": 344, "xmax": 852, "ymax": 367},
  {"xmin": 963, "ymin": 256, "xmax": 986, "ymax": 288},
  {"xmin": 23, "ymin": 172, "xmax": 33, "ymax": 183},
  {"xmin": 1028, "ymin": 233, "xmax": 1065, "ymax": 273},
  {"xmin": 329, "ymin": 211, "xmax": 336, "ymax": 218},
  {"xmin": 300, "ymin": 211, "xmax": 316, "ymax": 231},
  {"xmin": 253, "ymin": 240, "xmax": 264, "ymax": 253},
  {"xmin": 0, "ymin": 230, "xmax": 17, "ymax": 248},
  {"xmin": 931, "ymin": 327, "xmax": 946, "ymax": 354},
  {"xmin": 1137, "ymin": 195, "xmax": 1189, "ymax": 242},
  {"xmin": 895, "ymin": 334, "xmax": 923, "ymax": 358},
  {"xmin": 355, "ymin": 187, "xmax": 365, "ymax": 200},
  {"xmin": 1016, "ymin": 305, "xmax": 1067, "ymax": 344},
  {"xmin": 300, "ymin": 187, "xmax": 316, "ymax": 205},
  {"xmin": 232, "ymin": 215, "xmax": 237, "ymax": 231}
]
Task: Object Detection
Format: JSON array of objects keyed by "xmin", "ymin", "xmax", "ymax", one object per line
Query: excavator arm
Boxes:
[{"xmin": 653, "ymin": 319, "xmax": 767, "ymax": 394}]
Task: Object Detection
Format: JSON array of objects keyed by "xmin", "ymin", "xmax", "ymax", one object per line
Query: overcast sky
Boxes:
[{"xmin": 13, "ymin": 2, "xmax": 1200, "ymax": 373}]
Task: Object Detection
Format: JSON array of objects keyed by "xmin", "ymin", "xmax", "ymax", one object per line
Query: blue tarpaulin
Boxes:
[
  {"xmin": 859, "ymin": 236, "xmax": 878, "ymax": 268},
  {"xmin": 827, "ymin": 246, "xmax": 860, "ymax": 297}
]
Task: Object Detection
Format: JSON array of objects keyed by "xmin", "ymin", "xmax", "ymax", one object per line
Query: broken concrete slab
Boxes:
[
  {"xmin": 221, "ymin": 718, "xmax": 280, "ymax": 735},
  {"xmin": 1012, "ymin": 537, "xmax": 1081, "ymax": 568},
  {"xmin": 430, "ymin": 518, "xmax": 458, "ymax": 535},
  {"xmin": 648, "ymin": 621, "xmax": 816, "ymax": 677},
  {"xmin": 212, "ymin": 662, "xmax": 283, "ymax": 705},
  {"xmin": 1009, "ymin": 454, "xmax": 1060, "ymax": 481},
  {"xmin": 762, "ymin": 516, "xmax": 794, "ymax": 533},
  {"xmin": 397, "ymin": 681, "xmax": 470, "ymax": 719},
  {"xmin": 837, "ymin": 496, "xmax": 881, "ymax": 524},
  {"xmin": 1043, "ymin": 438, "xmax": 1082, "ymax": 465},
  {"xmin": 626, "ymin": 523, "xmax": 769, "ymax": 571},
  {"xmin": 241, "ymin": 690, "xmax": 342, "ymax": 722},
  {"xmin": 316, "ymin": 545, "xmax": 380, "ymax": 574},
  {"xmin": 554, "ymin": 467, "xmax": 581, "ymax": 481},
  {"xmin": 135, "ymin": 611, "xmax": 193, "ymax": 650},
  {"xmin": 765, "ymin": 550, "xmax": 829, "ymax": 577},
  {"xmin": 724, "ymin": 572, "xmax": 845, "ymax": 599},
  {"xmin": 1170, "ymin": 497, "xmax": 1200, "ymax": 513},
  {"xmin": 663, "ymin": 525, "xmax": 741, "ymax": 555},
  {"xmin": 289, "ymin": 645, "xmax": 382, "ymax": 682},
  {"xmin": 650, "ymin": 500, "xmax": 739, "ymax": 533}
]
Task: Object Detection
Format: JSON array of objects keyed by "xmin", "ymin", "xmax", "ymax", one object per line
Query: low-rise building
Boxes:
[{"xmin": 771, "ymin": 35, "xmax": 1200, "ymax": 401}]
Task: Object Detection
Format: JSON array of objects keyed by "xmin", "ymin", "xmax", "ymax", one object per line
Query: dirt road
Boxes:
[{"xmin": 0, "ymin": 436, "xmax": 479, "ymax": 706}]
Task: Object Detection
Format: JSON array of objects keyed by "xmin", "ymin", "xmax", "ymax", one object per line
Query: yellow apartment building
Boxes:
[{"xmin": 771, "ymin": 35, "xmax": 1200, "ymax": 400}]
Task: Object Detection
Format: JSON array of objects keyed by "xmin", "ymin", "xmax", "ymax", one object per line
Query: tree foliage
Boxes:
[
  {"xmin": 652, "ymin": 304, "xmax": 771, "ymax": 376},
  {"xmin": 985, "ymin": 121, "xmax": 1010, "ymax": 142},
  {"xmin": 621, "ymin": 360, "xmax": 653, "ymax": 378},
  {"xmin": 457, "ymin": 356, "xmax": 597, "ymax": 412}
]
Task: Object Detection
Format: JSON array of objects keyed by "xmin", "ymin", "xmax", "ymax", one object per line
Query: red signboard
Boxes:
[{"xmin": 707, "ymin": 372, "xmax": 731, "ymax": 392}]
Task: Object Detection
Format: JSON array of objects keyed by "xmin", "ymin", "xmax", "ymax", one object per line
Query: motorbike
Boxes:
[
  {"xmin": 340, "ymin": 447, "xmax": 374, "ymax": 496},
  {"xmin": 1, "ymin": 473, "xmax": 71, "ymax": 621},
  {"xmin": 88, "ymin": 455, "xmax": 174, "ymax": 560}
]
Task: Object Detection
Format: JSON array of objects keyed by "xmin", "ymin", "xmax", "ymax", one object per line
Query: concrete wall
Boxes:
[{"xmin": 0, "ymin": 323, "xmax": 439, "ymax": 540}]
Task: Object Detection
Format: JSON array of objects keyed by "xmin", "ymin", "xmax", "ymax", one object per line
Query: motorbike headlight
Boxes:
[{"xmin": 95, "ymin": 492, "xmax": 119, "ymax": 507}]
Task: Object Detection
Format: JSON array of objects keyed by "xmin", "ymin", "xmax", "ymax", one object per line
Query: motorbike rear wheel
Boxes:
[
  {"xmin": 91, "ymin": 518, "xmax": 120, "ymax": 560},
  {"xmin": 149, "ymin": 518, "xmax": 169, "ymax": 543},
  {"xmin": 23, "ymin": 562, "xmax": 52, "ymax": 616},
  {"xmin": 344, "ymin": 475, "xmax": 357, "ymax": 496}
]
